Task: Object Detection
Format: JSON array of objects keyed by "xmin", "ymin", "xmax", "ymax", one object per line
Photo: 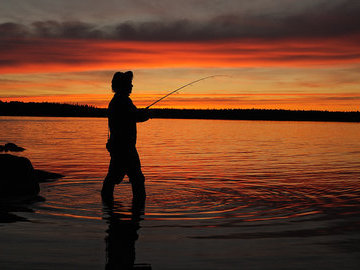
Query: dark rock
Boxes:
[
  {"xmin": 0, "ymin": 143, "xmax": 26, "ymax": 152},
  {"xmin": 0, "ymin": 154, "xmax": 39, "ymax": 198}
]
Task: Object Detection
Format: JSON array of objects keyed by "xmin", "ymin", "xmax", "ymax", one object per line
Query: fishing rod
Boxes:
[{"xmin": 145, "ymin": 75, "xmax": 226, "ymax": 109}]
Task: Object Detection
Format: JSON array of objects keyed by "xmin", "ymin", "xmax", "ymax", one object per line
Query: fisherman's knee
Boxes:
[{"xmin": 128, "ymin": 169, "xmax": 144, "ymax": 182}]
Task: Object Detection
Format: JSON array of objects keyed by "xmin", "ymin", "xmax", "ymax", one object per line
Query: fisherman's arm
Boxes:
[{"xmin": 134, "ymin": 108, "xmax": 150, "ymax": 122}]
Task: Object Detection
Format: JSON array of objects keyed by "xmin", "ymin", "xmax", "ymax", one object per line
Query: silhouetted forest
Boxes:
[
  {"xmin": 0, "ymin": 101, "xmax": 105, "ymax": 117},
  {"xmin": 0, "ymin": 101, "xmax": 359, "ymax": 122}
]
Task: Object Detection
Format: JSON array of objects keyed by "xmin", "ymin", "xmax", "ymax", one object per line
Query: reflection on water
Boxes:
[
  {"xmin": 1, "ymin": 117, "xmax": 360, "ymax": 268},
  {"xmin": 0, "ymin": 117, "xmax": 359, "ymax": 225},
  {"xmin": 103, "ymin": 197, "xmax": 151, "ymax": 270},
  {"xmin": 0, "ymin": 196, "xmax": 45, "ymax": 223},
  {"xmin": 0, "ymin": 202, "xmax": 31, "ymax": 223}
]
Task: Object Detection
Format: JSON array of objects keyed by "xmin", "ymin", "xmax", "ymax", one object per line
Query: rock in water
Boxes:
[
  {"xmin": 0, "ymin": 143, "xmax": 26, "ymax": 152},
  {"xmin": 0, "ymin": 154, "xmax": 40, "ymax": 198}
]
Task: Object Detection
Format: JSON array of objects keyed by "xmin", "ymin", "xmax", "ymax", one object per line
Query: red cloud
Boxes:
[{"xmin": 0, "ymin": 36, "xmax": 360, "ymax": 74}]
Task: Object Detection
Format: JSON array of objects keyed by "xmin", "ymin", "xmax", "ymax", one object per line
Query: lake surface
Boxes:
[{"xmin": 1, "ymin": 116, "xmax": 360, "ymax": 269}]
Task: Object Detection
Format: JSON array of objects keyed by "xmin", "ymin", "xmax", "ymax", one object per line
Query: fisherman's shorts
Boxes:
[{"xmin": 105, "ymin": 147, "xmax": 144, "ymax": 184}]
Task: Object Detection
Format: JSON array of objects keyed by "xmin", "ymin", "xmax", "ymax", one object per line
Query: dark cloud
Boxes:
[
  {"xmin": 32, "ymin": 21, "xmax": 105, "ymax": 39},
  {"xmin": 0, "ymin": 23, "xmax": 30, "ymax": 38},
  {"xmin": 0, "ymin": 1, "xmax": 359, "ymax": 41},
  {"xmin": 0, "ymin": 21, "xmax": 105, "ymax": 39}
]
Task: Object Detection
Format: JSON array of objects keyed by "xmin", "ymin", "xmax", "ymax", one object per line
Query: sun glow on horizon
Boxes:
[{"xmin": 2, "ymin": 92, "xmax": 359, "ymax": 112}]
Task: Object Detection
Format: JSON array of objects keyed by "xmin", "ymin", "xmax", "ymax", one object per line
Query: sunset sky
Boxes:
[{"xmin": 0, "ymin": 0, "xmax": 359, "ymax": 111}]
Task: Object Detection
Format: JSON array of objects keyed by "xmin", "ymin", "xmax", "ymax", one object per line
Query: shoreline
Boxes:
[{"xmin": 1, "ymin": 101, "xmax": 359, "ymax": 122}]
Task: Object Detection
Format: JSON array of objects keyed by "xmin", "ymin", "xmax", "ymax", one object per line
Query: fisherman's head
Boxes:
[{"xmin": 111, "ymin": 71, "xmax": 133, "ymax": 95}]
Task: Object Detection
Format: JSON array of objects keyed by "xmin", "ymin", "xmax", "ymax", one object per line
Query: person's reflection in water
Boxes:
[{"xmin": 103, "ymin": 197, "xmax": 151, "ymax": 270}]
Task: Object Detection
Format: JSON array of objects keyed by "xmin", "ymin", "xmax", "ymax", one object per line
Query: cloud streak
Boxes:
[{"xmin": 1, "ymin": 37, "xmax": 359, "ymax": 74}]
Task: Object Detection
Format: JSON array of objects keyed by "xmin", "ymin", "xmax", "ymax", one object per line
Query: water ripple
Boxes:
[{"xmin": 32, "ymin": 176, "xmax": 360, "ymax": 225}]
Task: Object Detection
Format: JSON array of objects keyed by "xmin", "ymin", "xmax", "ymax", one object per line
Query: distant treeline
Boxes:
[
  {"xmin": 0, "ymin": 101, "xmax": 105, "ymax": 117},
  {"xmin": 0, "ymin": 101, "xmax": 359, "ymax": 122}
]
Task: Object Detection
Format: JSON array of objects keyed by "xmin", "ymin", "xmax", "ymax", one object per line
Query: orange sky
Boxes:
[
  {"xmin": 1, "ymin": 1, "xmax": 360, "ymax": 111},
  {"xmin": 1, "ymin": 37, "xmax": 359, "ymax": 111}
]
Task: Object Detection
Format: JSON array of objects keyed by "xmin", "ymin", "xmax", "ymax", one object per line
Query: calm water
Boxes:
[{"xmin": 1, "ymin": 116, "xmax": 360, "ymax": 269}]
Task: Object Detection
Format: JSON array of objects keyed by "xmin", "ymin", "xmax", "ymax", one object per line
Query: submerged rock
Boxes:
[
  {"xmin": 34, "ymin": 169, "xmax": 64, "ymax": 183},
  {"xmin": 0, "ymin": 154, "xmax": 39, "ymax": 198}
]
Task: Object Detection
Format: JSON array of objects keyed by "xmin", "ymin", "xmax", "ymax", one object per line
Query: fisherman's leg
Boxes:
[
  {"xmin": 127, "ymin": 149, "xmax": 146, "ymax": 199},
  {"xmin": 102, "ymin": 154, "xmax": 125, "ymax": 198},
  {"xmin": 129, "ymin": 169, "xmax": 146, "ymax": 199}
]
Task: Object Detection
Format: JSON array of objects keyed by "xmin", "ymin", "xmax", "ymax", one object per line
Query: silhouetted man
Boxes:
[{"xmin": 102, "ymin": 71, "xmax": 149, "ymax": 200}]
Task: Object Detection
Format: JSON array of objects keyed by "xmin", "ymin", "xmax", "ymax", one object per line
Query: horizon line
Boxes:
[{"xmin": 1, "ymin": 100, "xmax": 359, "ymax": 113}]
